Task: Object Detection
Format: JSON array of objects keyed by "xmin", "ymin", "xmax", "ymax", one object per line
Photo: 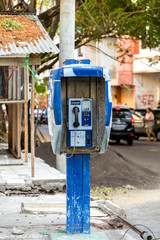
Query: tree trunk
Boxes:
[
  {"xmin": 0, "ymin": 0, "xmax": 14, "ymax": 11},
  {"xmin": 30, "ymin": 0, "xmax": 36, "ymax": 9},
  {"xmin": 49, "ymin": 0, "xmax": 60, "ymax": 39}
]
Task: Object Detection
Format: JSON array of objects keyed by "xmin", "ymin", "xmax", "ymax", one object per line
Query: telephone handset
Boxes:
[{"xmin": 72, "ymin": 106, "xmax": 80, "ymax": 128}]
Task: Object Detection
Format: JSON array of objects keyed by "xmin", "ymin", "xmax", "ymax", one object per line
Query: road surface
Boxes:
[{"xmin": 110, "ymin": 138, "xmax": 160, "ymax": 176}]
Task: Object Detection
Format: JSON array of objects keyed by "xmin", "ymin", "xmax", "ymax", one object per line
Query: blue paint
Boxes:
[
  {"xmin": 67, "ymin": 154, "xmax": 90, "ymax": 234},
  {"xmin": 65, "ymin": 59, "xmax": 90, "ymax": 65},
  {"xmin": 72, "ymin": 66, "xmax": 103, "ymax": 77},
  {"xmin": 67, "ymin": 155, "xmax": 75, "ymax": 234},
  {"xmin": 82, "ymin": 154, "xmax": 90, "ymax": 234},
  {"xmin": 74, "ymin": 155, "xmax": 83, "ymax": 233},
  {"xmin": 105, "ymin": 81, "xmax": 112, "ymax": 126},
  {"xmin": 49, "ymin": 64, "xmax": 112, "ymax": 128},
  {"xmin": 50, "ymin": 63, "xmax": 104, "ymax": 81},
  {"xmin": 82, "ymin": 112, "xmax": 91, "ymax": 126},
  {"xmin": 50, "ymin": 68, "xmax": 63, "ymax": 80},
  {"xmin": 53, "ymin": 81, "xmax": 62, "ymax": 125}
]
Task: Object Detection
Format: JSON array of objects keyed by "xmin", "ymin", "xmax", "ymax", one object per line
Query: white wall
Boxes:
[
  {"xmin": 75, "ymin": 37, "xmax": 118, "ymax": 83},
  {"xmin": 133, "ymin": 46, "xmax": 160, "ymax": 73},
  {"xmin": 133, "ymin": 73, "xmax": 160, "ymax": 108},
  {"xmin": 133, "ymin": 58, "xmax": 160, "ymax": 74}
]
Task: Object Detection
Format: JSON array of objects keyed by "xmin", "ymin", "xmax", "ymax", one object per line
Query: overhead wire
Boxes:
[{"xmin": 79, "ymin": 0, "xmax": 160, "ymax": 72}]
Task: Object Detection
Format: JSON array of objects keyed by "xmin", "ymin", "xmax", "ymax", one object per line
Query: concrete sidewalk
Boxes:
[
  {"xmin": 0, "ymin": 143, "xmax": 160, "ymax": 240},
  {"xmin": 0, "ymin": 143, "xmax": 66, "ymax": 194},
  {"xmin": 0, "ymin": 190, "xmax": 159, "ymax": 240}
]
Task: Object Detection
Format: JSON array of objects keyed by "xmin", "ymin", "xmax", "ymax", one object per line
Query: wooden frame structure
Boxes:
[
  {"xmin": 0, "ymin": 13, "xmax": 59, "ymax": 177},
  {"xmin": 0, "ymin": 56, "xmax": 40, "ymax": 176}
]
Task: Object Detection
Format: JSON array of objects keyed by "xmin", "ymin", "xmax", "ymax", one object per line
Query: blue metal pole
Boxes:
[
  {"xmin": 82, "ymin": 154, "xmax": 90, "ymax": 234},
  {"xmin": 66, "ymin": 154, "xmax": 90, "ymax": 234}
]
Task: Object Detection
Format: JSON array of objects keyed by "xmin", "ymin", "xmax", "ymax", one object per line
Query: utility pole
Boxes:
[
  {"xmin": 56, "ymin": 0, "xmax": 75, "ymax": 173},
  {"xmin": 59, "ymin": 0, "xmax": 75, "ymax": 65}
]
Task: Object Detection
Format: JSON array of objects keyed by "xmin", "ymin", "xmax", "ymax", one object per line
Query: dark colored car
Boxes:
[
  {"xmin": 133, "ymin": 108, "xmax": 160, "ymax": 140},
  {"xmin": 110, "ymin": 105, "xmax": 135, "ymax": 145}
]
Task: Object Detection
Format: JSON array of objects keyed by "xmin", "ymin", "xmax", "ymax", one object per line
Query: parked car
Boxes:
[
  {"xmin": 132, "ymin": 108, "xmax": 160, "ymax": 140},
  {"xmin": 110, "ymin": 105, "xmax": 135, "ymax": 145},
  {"xmin": 132, "ymin": 110, "xmax": 145, "ymax": 140},
  {"xmin": 34, "ymin": 108, "xmax": 42, "ymax": 123}
]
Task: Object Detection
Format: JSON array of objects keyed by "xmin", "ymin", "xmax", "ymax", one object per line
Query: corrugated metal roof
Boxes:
[{"xmin": 0, "ymin": 14, "xmax": 59, "ymax": 56}]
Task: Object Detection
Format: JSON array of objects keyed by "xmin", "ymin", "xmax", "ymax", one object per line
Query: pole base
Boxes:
[
  {"xmin": 48, "ymin": 232, "xmax": 110, "ymax": 240},
  {"xmin": 67, "ymin": 154, "xmax": 90, "ymax": 234}
]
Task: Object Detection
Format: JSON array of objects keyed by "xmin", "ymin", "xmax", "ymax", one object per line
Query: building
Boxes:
[
  {"xmin": 133, "ymin": 46, "xmax": 160, "ymax": 109},
  {"xmin": 75, "ymin": 37, "xmax": 160, "ymax": 109}
]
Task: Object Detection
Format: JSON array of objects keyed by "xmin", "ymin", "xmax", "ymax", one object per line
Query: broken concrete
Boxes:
[
  {"xmin": 0, "ymin": 148, "xmax": 66, "ymax": 194},
  {"xmin": 21, "ymin": 201, "xmax": 110, "ymax": 218},
  {"xmin": 12, "ymin": 228, "xmax": 24, "ymax": 235},
  {"xmin": 0, "ymin": 180, "xmax": 5, "ymax": 193}
]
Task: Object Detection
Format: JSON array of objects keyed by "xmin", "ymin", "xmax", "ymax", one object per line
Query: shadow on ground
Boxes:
[{"xmin": 35, "ymin": 142, "xmax": 160, "ymax": 189}]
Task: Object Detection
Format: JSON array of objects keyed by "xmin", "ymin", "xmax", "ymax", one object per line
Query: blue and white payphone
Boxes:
[
  {"xmin": 48, "ymin": 59, "xmax": 112, "ymax": 235},
  {"xmin": 48, "ymin": 59, "xmax": 112, "ymax": 154},
  {"xmin": 68, "ymin": 98, "xmax": 92, "ymax": 147}
]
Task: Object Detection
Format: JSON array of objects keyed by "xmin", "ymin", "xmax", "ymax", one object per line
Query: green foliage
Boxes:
[
  {"xmin": 36, "ymin": 0, "xmax": 52, "ymax": 12},
  {"xmin": 2, "ymin": 19, "xmax": 24, "ymax": 30},
  {"xmin": 35, "ymin": 80, "xmax": 48, "ymax": 96},
  {"xmin": 76, "ymin": 0, "xmax": 160, "ymax": 49},
  {"xmin": 91, "ymin": 186, "xmax": 136, "ymax": 200},
  {"xmin": 38, "ymin": 0, "xmax": 160, "ymax": 72}
]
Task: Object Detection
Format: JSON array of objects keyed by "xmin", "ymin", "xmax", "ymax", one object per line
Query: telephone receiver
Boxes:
[{"xmin": 72, "ymin": 106, "xmax": 80, "ymax": 128}]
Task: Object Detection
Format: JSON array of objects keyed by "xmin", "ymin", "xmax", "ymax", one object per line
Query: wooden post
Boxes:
[
  {"xmin": 31, "ymin": 65, "xmax": 35, "ymax": 177},
  {"xmin": 24, "ymin": 102, "xmax": 28, "ymax": 162},
  {"xmin": 24, "ymin": 66, "xmax": 28, "ymax": 162},
  {"xmin": 17, "ymin": 103, "xmax": 21, "ymax": 158},
  {"xmin": 17, "ymin": 68, "xmax": 21, "ymax": 100},
  {"xmin": 12, "ymin": 104, "xmax": 16, "ymax": 153},
  {"xmin": 17, "ymin": 68, "xmax": 21, "ymax": 158},
  {"xmin": 12, "ymin": 67, "xmax": 16, "ymax": 100},
  {"xmin": 8, "ymin": 68, "xmax": 12, "ymax": 99}
]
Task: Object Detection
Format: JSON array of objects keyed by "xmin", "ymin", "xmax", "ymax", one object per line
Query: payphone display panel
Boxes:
[{"xmin": 68, "ymin": 98, "xmax": 92, "ymax": 148}]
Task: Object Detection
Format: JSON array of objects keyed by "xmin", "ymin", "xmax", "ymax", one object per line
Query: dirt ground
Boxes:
[{"xmin": 35, "ymin": 142, "xmax": 160, "ymax": 189}]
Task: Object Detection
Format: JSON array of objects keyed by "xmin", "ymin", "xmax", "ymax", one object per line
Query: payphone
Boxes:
[
  {"xmin": 68, "ymin": 98, "xmax": 92, "ymax": 148},
  {"xmin": 48, "ymin": 59, "xmax": 112, "ymax": 235}
]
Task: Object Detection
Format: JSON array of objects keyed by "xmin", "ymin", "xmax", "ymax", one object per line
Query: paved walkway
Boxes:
[{"xmin": 0, "ymin": 143, "xmax": 66, "ymax": 193}]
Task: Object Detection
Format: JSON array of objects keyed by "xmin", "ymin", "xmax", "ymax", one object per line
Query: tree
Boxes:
[
  {"xmin": 0, "ymin": 0, "xmax": 160, "ymax": 72},
  {"xmin": 38, "ymin": 0, "xmax": 160, "ymax": 73},
  {"xmin": 0, "ymin": 0, "xmax": 14, "ymax": 10}
]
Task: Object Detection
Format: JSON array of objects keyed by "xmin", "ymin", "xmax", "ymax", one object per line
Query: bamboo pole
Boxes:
[
  {"xmin": 31, "ymin": 65, "xmax": 35, "ymax": 177},
  {"xmin": 17, "ymin": 68, "xmax": 21, "ymax": 158},
  {"xmin": 24, "ymin": 66, "xmax": 28, "ymax": 163},
  {"xmin": 24, "ymin": 102, "xmax": 28, "ymax": 162},
  {"xmin": 17, "ymin": 103, "xmax": 21, "ymax": 158}
]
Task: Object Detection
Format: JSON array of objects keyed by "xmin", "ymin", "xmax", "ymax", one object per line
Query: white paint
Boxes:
[
  {"xmin": 63, "ymin": 68, "xmax": 76, "ymax": 77},
  {"xmin": 108, "ymin": 81, "xmax": 112, "ymax": 103}
]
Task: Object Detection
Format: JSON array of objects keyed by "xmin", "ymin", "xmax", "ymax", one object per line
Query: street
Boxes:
[
  {"xmin": 110, "ymin": 138, "xmax": 160, "ymax": 177},
  {"xmin": 97, "ymin": 138, "xmax": 160, "ymax": 239},
  {"xmin": 37, "ymin": 125, "xmax": 160, "ymax": 189}
]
